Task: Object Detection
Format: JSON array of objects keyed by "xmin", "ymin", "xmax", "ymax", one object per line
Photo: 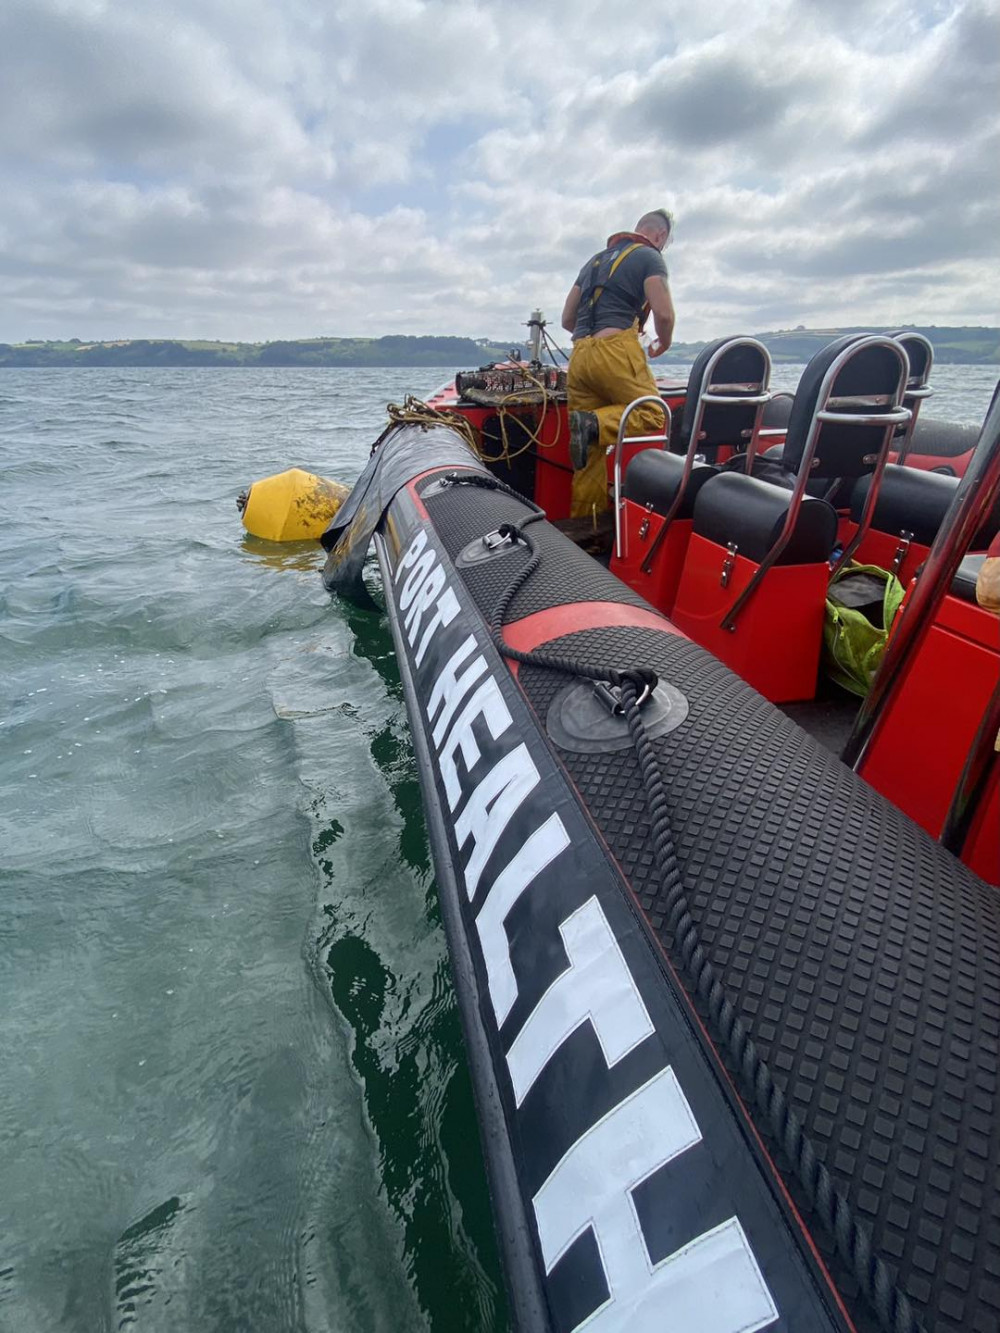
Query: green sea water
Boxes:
[
  {"xmin": 1, "ymin": 362, "xmax": 996, "ymax": 1332},
  {"xmin": 0, "ymin": 367, "xmax": 505, "ymax": 1333}
]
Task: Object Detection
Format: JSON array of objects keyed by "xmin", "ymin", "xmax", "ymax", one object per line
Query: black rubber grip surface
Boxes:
[
  {"xmin": 425, "ymin": 483, "xmax": 1000, "ymax": 1333},
  {"xmin": 421, "ymin": 479, "xmax": 650, "ymax": 623}
]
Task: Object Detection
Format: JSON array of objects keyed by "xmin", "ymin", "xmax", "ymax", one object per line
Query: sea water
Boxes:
[{"xmin": 0, "ymin": 362, "xmax": 996, "ymax": 1333}]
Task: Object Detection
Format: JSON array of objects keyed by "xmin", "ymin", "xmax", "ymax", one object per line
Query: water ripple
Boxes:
[{"xmin": 0, "ymin": 366, "xmax": 505, "ymax": 1333}]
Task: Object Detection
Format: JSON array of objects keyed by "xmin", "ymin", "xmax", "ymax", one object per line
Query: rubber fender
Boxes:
[
  {"xmin": 241, "ymin": 468, "xmax": 351, "ymax": 541},
  {"xmin": 909, "ymin": 415, "xmax": 980, "ymax": 458}
]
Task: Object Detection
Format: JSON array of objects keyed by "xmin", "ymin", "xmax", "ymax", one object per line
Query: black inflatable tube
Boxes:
[
  {"xmin": 356, "ymin": 455, "xmax": 849, "ymax": 1332},
  {"xmin": 327, "ymin": 424, "xmax": 1000, "ymax": 1333}
]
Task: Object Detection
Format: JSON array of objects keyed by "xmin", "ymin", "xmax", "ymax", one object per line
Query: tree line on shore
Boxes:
[
  {"xmin": 1, "ymin": 326, "xmax": 997, "ymax": 367},
  {"xmin": 0, "ymin": 334, "xmax": 521, "ymax": 368}
]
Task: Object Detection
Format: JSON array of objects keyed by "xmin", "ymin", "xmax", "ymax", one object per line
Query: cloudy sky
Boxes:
[{"xmin": 1, "ymin": 0, "xmax": 997, "ymax": 343}]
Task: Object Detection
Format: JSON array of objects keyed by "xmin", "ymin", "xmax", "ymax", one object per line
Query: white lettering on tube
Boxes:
[
  {"xmin": 475, "ymin": 813, "xmax": 571, "ymax": 1024},
  {"xmin": 394, "ymin": 529, "xmax": 428, "ymax": 584},
  {"xmin": 403, "ymin": 563, "xmax": 446, "ymax": 642},
  {"xmin": 413, "ymin": 587, "xmax": 460, "ymax": 668},
  {"xmin": 455, "ymin": 744, "xmax": 540, "ymax": 898},
  {"xmin": 437, "ymin": 677, "xmax": 513, "ymax": 812},
  {"xmin": 532, "ymin": 1069, "xmax": 779, "ymax": 1333},
  {"xmin": 427, "ymin": 636, "xmax": 487, "ymax": 747},
  {"xmin": 506, "ymin": 896, "xmax": 654, "ymax": 1107},
  {"xmin": 399, "ymin": 550, "xmax": 436, "ymax": 609}
]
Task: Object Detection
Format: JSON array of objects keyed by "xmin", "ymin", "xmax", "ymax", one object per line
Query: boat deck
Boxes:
[{"xmin": 778, "ymin": 678, "xmax": 860, "ymax": 756}]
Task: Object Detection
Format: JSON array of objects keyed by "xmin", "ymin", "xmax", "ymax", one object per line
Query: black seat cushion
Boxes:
[
  {"xmin": 850, "ymin": 465, "xmax": 958, "ymax": 546},
  {"xmin": 851, "ymin": 465, "xmax": 1000, "ymax": 548},
  {"xmin": 693, "ymin": 470, "xmax": 839, "ymax": 565},
  {"xmin": 623, "ymin": 449, "xmax": 717, "ymax": 519}
]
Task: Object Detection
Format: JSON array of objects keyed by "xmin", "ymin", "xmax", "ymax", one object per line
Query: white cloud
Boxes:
[{"xmin": 0, "ymin": 0, "xmax": 996, "ymax": 342}]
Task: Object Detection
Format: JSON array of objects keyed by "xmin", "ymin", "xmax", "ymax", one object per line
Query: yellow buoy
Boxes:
[{"xmin": 238, "ymin": 468, "xmax": 351, "ymax": 542}]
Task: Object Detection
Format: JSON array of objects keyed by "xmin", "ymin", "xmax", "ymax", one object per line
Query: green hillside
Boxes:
[
  {"xmin": 2, "ymin": 326, "xmax": 997, "ymax": 368},
  {"xmin": 0, "ymin": 335, "xmax": 526, "ymax": 368},
  {"xmin": 664, "ymin": 326, "xmax": 1000, "ymax": 366}
]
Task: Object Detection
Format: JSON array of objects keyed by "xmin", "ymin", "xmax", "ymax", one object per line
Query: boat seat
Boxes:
[
  {"xmin": 609, "ymin": 334, "xmax": 771, "ymax": 615},
  {"xmin": 889, "ymin": 330, "xmax": 934, "ymax": 462},
  {"xmin": 622, "ymin": 449, "xmax": 717, "ymax": 519},
  {"xmin": 694, "ymin": 471, "xmax": 838, "ymax": 564},
  {"xmin": 850, "ymin": 464, "xmax": 956, "ymax": 547},
  {"xmin": 669, "ymin": 335, "xmax": 772, "ymax": 463},
  {"xmin": 760, "ymin": 392, "xmax": 793, "ymax": 430},
  {"xmin": 671, "ymin": 334, "xmax": 910, "ymax": 702},
  {"xmin": 909, "ymin": 552, "xmax": 992, "ymax": 607},
  {"xmin": 737, "ymin": 332, "xmax": 930, "ymax": 504}
]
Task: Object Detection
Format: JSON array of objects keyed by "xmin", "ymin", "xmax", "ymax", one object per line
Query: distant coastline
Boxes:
[
  {"xmin": 2, "ymin": 326, "xmax": 998, "ymax": 368},
  {"xmin": 0, "ymin": 334, "xmax": 519, "ymax": 369}
]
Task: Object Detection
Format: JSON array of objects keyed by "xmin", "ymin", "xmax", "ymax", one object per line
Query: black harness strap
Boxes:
[{"xmin": 578, "ymin": 241, "xmax": 645, "ymax": 336}]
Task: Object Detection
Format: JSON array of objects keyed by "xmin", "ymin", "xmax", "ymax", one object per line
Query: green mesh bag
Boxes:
[{"xmin": 823, "ymin": 563, "xmax": 905, "ymax": 697}]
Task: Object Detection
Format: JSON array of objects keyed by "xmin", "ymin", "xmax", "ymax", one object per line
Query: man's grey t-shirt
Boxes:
[{"xmin": 572, "ymin": 241, "xmax": 668, "ymax": 340}]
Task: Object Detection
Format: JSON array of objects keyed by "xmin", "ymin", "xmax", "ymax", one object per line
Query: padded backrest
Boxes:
[
  {"xmin": 889, "ymin": 331, "xmax": 933, "ymax": 451},
  {"xmin": 890, "ymin": 330, "xmax": 933, "ymax": 392},
  {"xmin": 760, "ymin": 391, "xmax": 794, "ymax": 429},
  {"xmin": 782, "ymin": 334, "xmax": 908, "ymax": 479},
  {"xmin": 673, "ymin": 336, "xmax": 770, "ymax": 456}
]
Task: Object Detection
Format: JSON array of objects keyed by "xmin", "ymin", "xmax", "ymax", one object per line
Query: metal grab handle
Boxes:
[
  {"xmin": 639, "ymin": 338, "xmax": 773, "ymax": 574},
  {"xmin": 721, "ymin": 335, "xmax": 910, "ymax": 632},
  {"xmin": 700, "ymin": 391, "xmax": 770, "ymax": 406},
  {"xmin": 830, "ymin": 406, "xmax": 913, "ymax": 576},
  {"xmin": 814, "ymin": 407, "xmax": 911, "ymax": 427},
  {"xmin": 612, "ymin": 395, "xmax": 671, "ymax": 560},
  {"xmin": 895, "ymin": 386, "xmax": 935, "ymax": 465}
]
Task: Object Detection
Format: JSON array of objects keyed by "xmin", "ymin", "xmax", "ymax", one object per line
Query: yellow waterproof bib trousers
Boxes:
[{"xmin": 567, "ymin": 326, "xmax": 668, "ymax": 518}]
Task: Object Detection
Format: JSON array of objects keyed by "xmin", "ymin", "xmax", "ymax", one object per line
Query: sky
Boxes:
[{"xmin": 1, "ymin": 0, "xmax": 998, "ymax": 344}]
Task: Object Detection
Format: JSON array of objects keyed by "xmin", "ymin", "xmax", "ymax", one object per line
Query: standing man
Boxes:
[{"xmin": 561, "ymin": 209, "xmax": 676, "ymax": 517}]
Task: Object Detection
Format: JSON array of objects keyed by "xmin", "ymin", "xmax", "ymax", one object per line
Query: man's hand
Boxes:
[
  {"xmin": 643, "ymin": 274, "xmax": 675, "ymax": 358},
  {"xmin": 645, "ymin": 337, "xmax": 668, "ymax": 359}
]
